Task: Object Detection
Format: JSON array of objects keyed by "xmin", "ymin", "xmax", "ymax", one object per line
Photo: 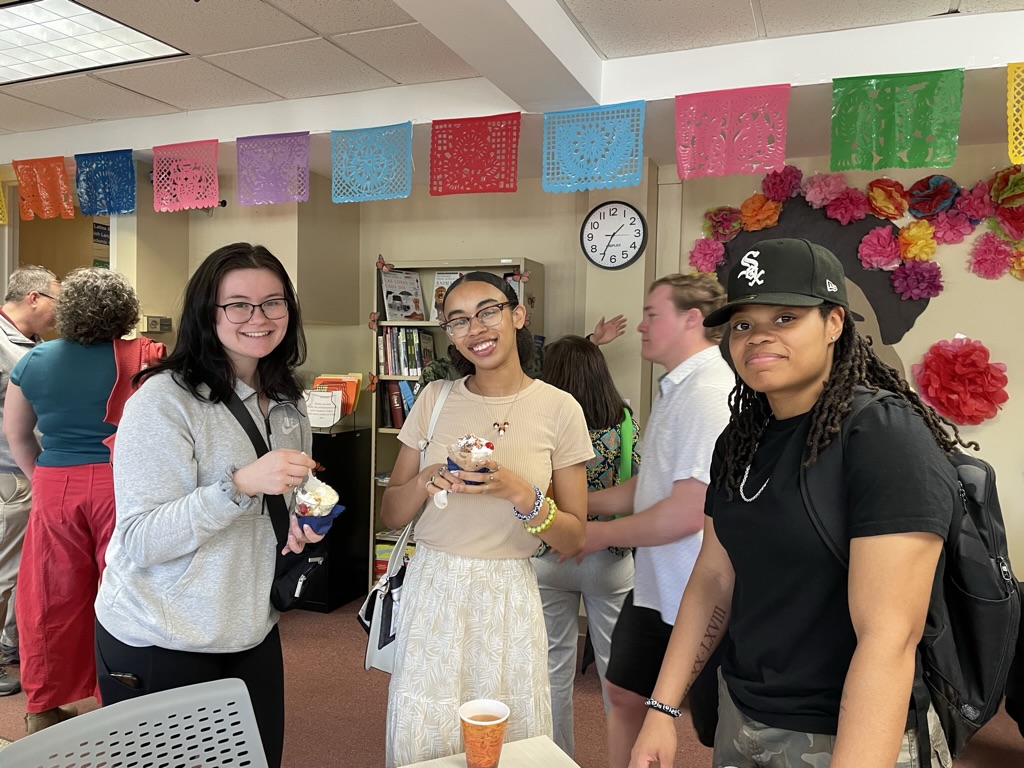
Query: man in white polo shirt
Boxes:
[
  {"xmin": 0, "ymin": 265, "xmax": 60, "ymax": 696},
  {"xmin": 583, "ymin": 273, "xmax": 733, "ymax": 768}
]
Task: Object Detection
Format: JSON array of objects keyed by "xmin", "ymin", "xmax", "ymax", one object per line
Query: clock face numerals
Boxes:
[{"xmin": 580, "ymin": 201, "xmax": 648, "ymax": 270}]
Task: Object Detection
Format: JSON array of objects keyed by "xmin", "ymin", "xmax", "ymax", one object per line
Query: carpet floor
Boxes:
[{"xmin": 0, "ymin": 600, "xmax": 1020, "ymax": 767}]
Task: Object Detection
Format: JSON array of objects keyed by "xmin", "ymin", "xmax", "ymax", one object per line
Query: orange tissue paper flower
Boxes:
[
  {"xmin": 912, "ymin": 338, "xmax": 1008, "ymax": 425},
  {"xmin": 1011, "ymin": 250, "xmax": 1024, "ymax": 281},
  {"xmin": 739, "ymin": 193, "xmax": 782, "ymax": 231},
  {"xmin": 898, "ymin": 220, "xmax": 937, "ymax": 261}
]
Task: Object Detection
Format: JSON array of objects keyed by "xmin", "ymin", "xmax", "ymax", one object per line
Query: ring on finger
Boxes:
[
  {"xmin": 488, "ymin": 473, "xmax": 495, "ymax": 483},
  {"xmin": 428, "ymin": 474, "xmax": 436, "ymax": 485}
]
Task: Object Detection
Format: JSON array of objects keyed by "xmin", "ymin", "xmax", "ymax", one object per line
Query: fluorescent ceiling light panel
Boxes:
[{"xmin": 0, "ymin": 0, "xmax": 181, "ymax": 85}]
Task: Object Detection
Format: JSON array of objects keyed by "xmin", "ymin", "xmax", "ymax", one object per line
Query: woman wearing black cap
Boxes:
[
  {"xmin": 629, "ymin": 239, "xmax": 972, "ymax": 768},
  {"xmin": 380, "ymin": 272, "xmax": 593, "ymax": 767}
]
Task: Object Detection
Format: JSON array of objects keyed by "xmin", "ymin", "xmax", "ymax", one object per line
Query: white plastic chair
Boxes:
[{"xmin": 0, "ymin": 677, "xmax": 268, "ymax": 768}]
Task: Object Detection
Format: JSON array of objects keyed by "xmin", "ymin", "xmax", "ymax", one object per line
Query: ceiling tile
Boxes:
[
  {"xmin": 2, "ymin": 73, "xmax": 178, "ymax": 120},
  {"xmin": 331, "ymin": 24, "xmax": 477, "ymax": 85},
  {"xmin": 75, "ymin": 0, "xmax": 317, "ymax": 56},
  {"xmin": 0, "ymin": 92, "xmax": 87, "ymax": 131},
  {"xmin": 93, "ymin": 57, "xmax": 281, "ymax": 111},
  {"xmin": 759, "ymin": 1, "xmax": 950, "ymax": 37},
  {"xmin": 959, "ymin": 0, "xmax": 1024, "ymax": 11},
  {"xmin": 561, "ymin": 0, "xmax": 758, "ymax": 58},
  {"xmin": 266, "ymin": 0, "xmax": 413, "ymax": 35},
  {"xmin": 205, "ymin": 38, "xmax": 395, "ymax": 99}
]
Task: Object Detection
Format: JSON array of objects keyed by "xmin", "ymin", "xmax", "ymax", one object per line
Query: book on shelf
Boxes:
[
  {"xmin": 398, "ymin": 380, "xmax": 416, "ymax": 413},
  {"xmin": 381, "ymin": 270, "xmax": 427, "ymax": 321},
  {"xmin": 311, "ymin": 373, "xmax": 361, "ymax": 414},
  {"xmin": 379, "ymin": 327, "xmax": 436, "ymax": 377},
  {"xmin": 385, "ymin": 381, "xmax": 405, "ymax": 428},
  {"xmin": 430, "ymin": 271, "xmax": 464, "ymax": 322}
]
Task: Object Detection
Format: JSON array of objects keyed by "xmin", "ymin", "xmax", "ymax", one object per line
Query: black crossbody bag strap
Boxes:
[{"xmin": 223, "ymin": 391, "xmax": 291, "ymax": 550}]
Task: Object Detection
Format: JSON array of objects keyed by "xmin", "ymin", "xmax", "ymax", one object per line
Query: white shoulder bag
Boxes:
[{"xmin": 357, "ymin": 379, "xmax": 454, "ymax": 673}]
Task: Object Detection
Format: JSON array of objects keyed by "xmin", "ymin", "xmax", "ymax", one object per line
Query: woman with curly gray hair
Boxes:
[{"xmin": 2, "ymin": 267, "xmax": 163, "ymax": 734}]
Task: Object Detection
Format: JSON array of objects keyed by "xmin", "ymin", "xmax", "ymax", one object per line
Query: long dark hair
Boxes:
[
  {"xmin": 716, "ymin": 304, "xmax": 977, "ymax": 500},
  {"xmin": 543, "ymin": 335, "xmax": 630, "ymax": 431},
  {"xmin": 442, "ymin": 271, "xmax": 535, "ymax": 377},
  {"xmin": 136, "ymin": 243, "xmax": 306, "ymax": 403}
]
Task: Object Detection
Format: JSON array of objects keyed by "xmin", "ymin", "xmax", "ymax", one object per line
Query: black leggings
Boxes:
[{"xmin": 95, "ymin": 620, "xmax": 285, "ymax": 768}]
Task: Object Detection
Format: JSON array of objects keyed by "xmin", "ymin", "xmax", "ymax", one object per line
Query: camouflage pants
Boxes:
[{"xmin": 713, "ymin": 672, "xmax": 953, "ymax": 768}]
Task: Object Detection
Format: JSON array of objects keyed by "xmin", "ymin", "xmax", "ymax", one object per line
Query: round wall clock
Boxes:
[{"xmin": 579, "ymin": 200, "xmax": 648, "ymax": 270}]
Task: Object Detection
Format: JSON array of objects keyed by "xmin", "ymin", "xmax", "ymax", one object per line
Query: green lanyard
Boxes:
[{"xmin": 617, "ymin": 409, "xmax": 634, "ymax": 483}]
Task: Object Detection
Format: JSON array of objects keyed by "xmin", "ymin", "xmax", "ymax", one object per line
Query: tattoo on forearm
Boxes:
[{"xmin": 685, "ymin": 605, "xmax": 728, "ymax": 695}]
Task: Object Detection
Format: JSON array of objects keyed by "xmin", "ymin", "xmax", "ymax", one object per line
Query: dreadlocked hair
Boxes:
[{"xmin": 716, "ymin": 303, "xmax": 978, "ymax": 501}]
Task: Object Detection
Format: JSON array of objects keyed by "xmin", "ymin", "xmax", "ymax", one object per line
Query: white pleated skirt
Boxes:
[{"xmin": 385, "ymin": 544, "xmax": 553, "ymax": 768}]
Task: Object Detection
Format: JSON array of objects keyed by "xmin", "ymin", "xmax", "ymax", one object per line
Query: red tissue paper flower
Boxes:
[
  {"xmin": 968, "ymin": 231, "xmax": 1013, "ymax": 279},
  {"xmin": 907, "ymin": 175, "xmax": 959, "ymax": 219},
  {"xmin": 912, "ymin": 337, "xmax": 1008, "ymax": 426},
  {"xmin": 702, "ymin": 206, "xmax": 742, "ymax": 242},
  {"xmin": 988, "ymin": 165, "xmax": 1024, "ymax": 208},
  {"xmin": 824, "ymin": 187, "xmax": 869, "ymax": 225},
  {"xmin": 866, "ymin": 178, "xmax": 909, "ymax": 220},
  {"xmin": 993, "ymin": 204, "xmax": 1024, "ymax": 243},
  {"xmin": 761, "ymin": 165, "xmax": 803, "ymax": 202}
]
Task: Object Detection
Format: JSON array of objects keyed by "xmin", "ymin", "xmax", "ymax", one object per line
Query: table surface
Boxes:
[{"xmin": 403, "ymin": 736, "xmax": 581, "ymax": 767}]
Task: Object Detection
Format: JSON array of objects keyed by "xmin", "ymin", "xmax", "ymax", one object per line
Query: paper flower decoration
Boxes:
[
  {"xmin": 858, "ymin": 226, "xmax": 902, "ymax": 270},
  {"xmin": 803, "ymin": 172, "xmax": 847, "ymax": 209},
  {"xmin": 891, "ymin": 260, "xmax": 943, "ymax": 300},
  {"xmin": 702, "ymin": 206, "xmax": 743, "ymax": 242},
  {"xmin": 761, "ymin": 165, "xmax": 803, "ymax": 202},
  {"xmin": 739, "ymin": 193, "xmax": 782, "ymax": 231},
  {"xmin": 954, "ymin": 181, "xmax": 996, "ymax": 223},
  {"xmin": 992, "ymin": 205, "xmax": 1024, "ymax": 243},
  {"xmin": 912, "ymin": 337, "xmax": 1008, "ymax": 425},
  {"xmin": 968, "ymin": 231, "xmax": 1013, "ymax": 279},
  {"xmin": 898, "ymin": 220, "xmax": 937, "ymax": 261},
  {"xmin": 825, "ymin": 187, "xmax": 869, "ymax": 225},
  {"xmin": 907, "ymin": 175, "xmax": 959, "ymax": 219},
  {"xmin": 931, "ymin": 210, "xmax": 975, "ymax": 245},
  {"xmin": 689, "ymin": 237, "xmax": 726, "ymax": 273},
  {"xmin": 1011, "ymin": 250, "xmax": 1024, "ymax": 281},
  {"xmin": 866, "ymin": 178, "xmax": 909, "ymax": 220},
  {"xmin": 988, "ymin": 165, "xmax": 1024, "ymax": 208}
]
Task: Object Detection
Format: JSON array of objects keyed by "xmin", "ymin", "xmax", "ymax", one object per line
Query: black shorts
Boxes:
[{"xmin": 604, "ymin": 590, "xmax": 674, "ymax": 698}]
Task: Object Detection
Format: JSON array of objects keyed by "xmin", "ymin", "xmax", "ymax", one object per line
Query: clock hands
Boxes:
[{"xmin": 602, "ymin": 224, "xmax": 624, "ymax": 257}]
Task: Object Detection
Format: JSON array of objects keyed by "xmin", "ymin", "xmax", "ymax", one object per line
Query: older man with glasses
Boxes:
[{"xmin": 0, "ymin": 266, "xmax": 60, "ymax": 696}]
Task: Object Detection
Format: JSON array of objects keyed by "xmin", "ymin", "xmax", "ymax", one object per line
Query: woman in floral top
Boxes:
[{"xmin": 533, "ymin": 334, "xmax": 640, "ymax": 757}]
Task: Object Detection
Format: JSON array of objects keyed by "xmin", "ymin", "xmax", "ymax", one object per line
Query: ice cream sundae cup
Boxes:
[
  {"xmin": 294, "ymin": 473, "xmax": 344, "ymax": 535},
  {"xmin": 446, "ymin": 434, "xmax": 494, "ymax": 485}
]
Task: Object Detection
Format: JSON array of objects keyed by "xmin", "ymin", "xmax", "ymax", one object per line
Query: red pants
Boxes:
[{"xmin": 17, "ymin": 463, "xmax": 115, "ymax": 712}]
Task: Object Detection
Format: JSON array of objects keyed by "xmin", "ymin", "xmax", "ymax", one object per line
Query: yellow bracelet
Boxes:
[{"xmin": 524, "ymin": 496, "xmax": 558, "ymax": 535}]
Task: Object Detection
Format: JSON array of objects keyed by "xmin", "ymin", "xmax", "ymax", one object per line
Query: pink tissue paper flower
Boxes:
[
  {"xmin": 825, "ymin": 187, "xmax": 869, "ymax": 225},
  {"xmin": 803, "ymin": 172, "xmax": 847, "ymax": 209},
  {"xmin": 858, "ymin": 226, "xmax": 902, "ymax": 270},
  {"xmin": 968, "ymin": 231, "xmax": 1013, "ymax": 279},
  {"xmin": 891, "ymin": 260, "xmax": 943, "ymax": 300},
  {"xmin": 689, "ymin": 238, "xmax": 726, "ymax": 274},
  {"xmin": 931, "ymin": 210, "xmax": 975, "ymax": 245},
  {"xmin": 954, "ymin": 181, "xmax": 996, "ymax": 223},
  {"xmin": 761, "ymin": 165, "xmax": 804, "ymax": 202}
]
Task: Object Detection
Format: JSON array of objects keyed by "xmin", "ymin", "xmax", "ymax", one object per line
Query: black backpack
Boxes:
[{"xmin": 801, "ymin": 388, "xmax": 1021, "ymax": 763}]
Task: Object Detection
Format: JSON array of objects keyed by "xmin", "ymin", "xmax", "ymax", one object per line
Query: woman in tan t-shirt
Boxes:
[{"xmin": 381, "ymin": 272, "xmax": 593, "ymax": 767}]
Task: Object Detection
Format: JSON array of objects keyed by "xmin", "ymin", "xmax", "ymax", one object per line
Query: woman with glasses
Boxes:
[
  {"xmin": 3, "ymin": 267, "xmax": 160, "ymax": 734},
  {"xmin": 94, "ymin": 243, "xmax": 321, "ymax": 768},
  {"xmin": 381, "ymin": 272, "xmax": 593, "ymax": 767}
]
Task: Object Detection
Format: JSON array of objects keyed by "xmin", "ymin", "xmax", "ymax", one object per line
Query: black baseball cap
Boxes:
[{"xmin": 703, "ymin": 238, "xmax": 864, "ymax": 327}]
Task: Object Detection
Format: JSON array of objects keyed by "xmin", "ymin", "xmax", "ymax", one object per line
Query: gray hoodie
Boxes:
[
  {"xmin": 0, "ymin": 312, "xmax": 37, "ymax": 474},
  {"xmin": 95, "ymin": 371, "xmax": 312, "ymax": 653}
]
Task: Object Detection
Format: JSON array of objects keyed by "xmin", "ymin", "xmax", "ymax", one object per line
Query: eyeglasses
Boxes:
[
  {"xmin": 36, "ymin": 292, "xmax": 56, "ymax": 301},
  {"xmin": 216, "ymin": 299, "xmax": 289, "ymax": 324},
  {"xmin": 440, "ymin": 301, "xmax": 515, "ymax": 339}
]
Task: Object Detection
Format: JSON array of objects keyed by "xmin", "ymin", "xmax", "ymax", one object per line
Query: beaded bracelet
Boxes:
[
  {"xmin": 513, "ymin": 485, "xmax": 544, "ymax": 521},
  {"xmin": 524, "ymin": 496, "xmax": 558, "ymax": 535},
  {"xmin": 644, "ymin": 698, "xmax": 682, "ymax": 718}
]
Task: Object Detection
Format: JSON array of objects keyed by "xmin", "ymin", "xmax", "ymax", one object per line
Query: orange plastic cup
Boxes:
[{"xmin": 458, "ymin": 699, "xmax": 510, "ymax": 768}]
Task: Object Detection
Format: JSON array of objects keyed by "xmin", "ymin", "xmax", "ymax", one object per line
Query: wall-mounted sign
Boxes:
[{"xmin": 92, "ymin": 222, "xmax": 110, "ymax": 245}]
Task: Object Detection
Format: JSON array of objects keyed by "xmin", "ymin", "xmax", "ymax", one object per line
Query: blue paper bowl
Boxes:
[
  {"xmin": 447, "ymin": 457, "xmax": 489, "ymax": 485},
  {"xmin": 295, "ymin": 504, "xmax": 345, "ymax": 536}
]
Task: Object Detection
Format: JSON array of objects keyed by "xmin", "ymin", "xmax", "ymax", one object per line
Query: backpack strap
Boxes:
[{"xmin": 799, "ymin": 386, "xmax": 932, "ymax": 767}]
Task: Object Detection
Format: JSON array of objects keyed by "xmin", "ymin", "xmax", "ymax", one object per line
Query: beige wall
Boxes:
[
  {"xmin": 18, "ymin": 210, "xmax": 107, "ymax": 280},
  {"xmin": 297, "ymin": 173, "xmax": 360, "ymax": 326},
  {"xmin": 659, "ymin": 143, "xmax": 1024, "ymax": 564}
]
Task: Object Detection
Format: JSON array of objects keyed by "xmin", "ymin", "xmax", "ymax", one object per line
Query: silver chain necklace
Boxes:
[{"xmin": 739, "ymin": 463, "xmax": 770, "ymax": 502}]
